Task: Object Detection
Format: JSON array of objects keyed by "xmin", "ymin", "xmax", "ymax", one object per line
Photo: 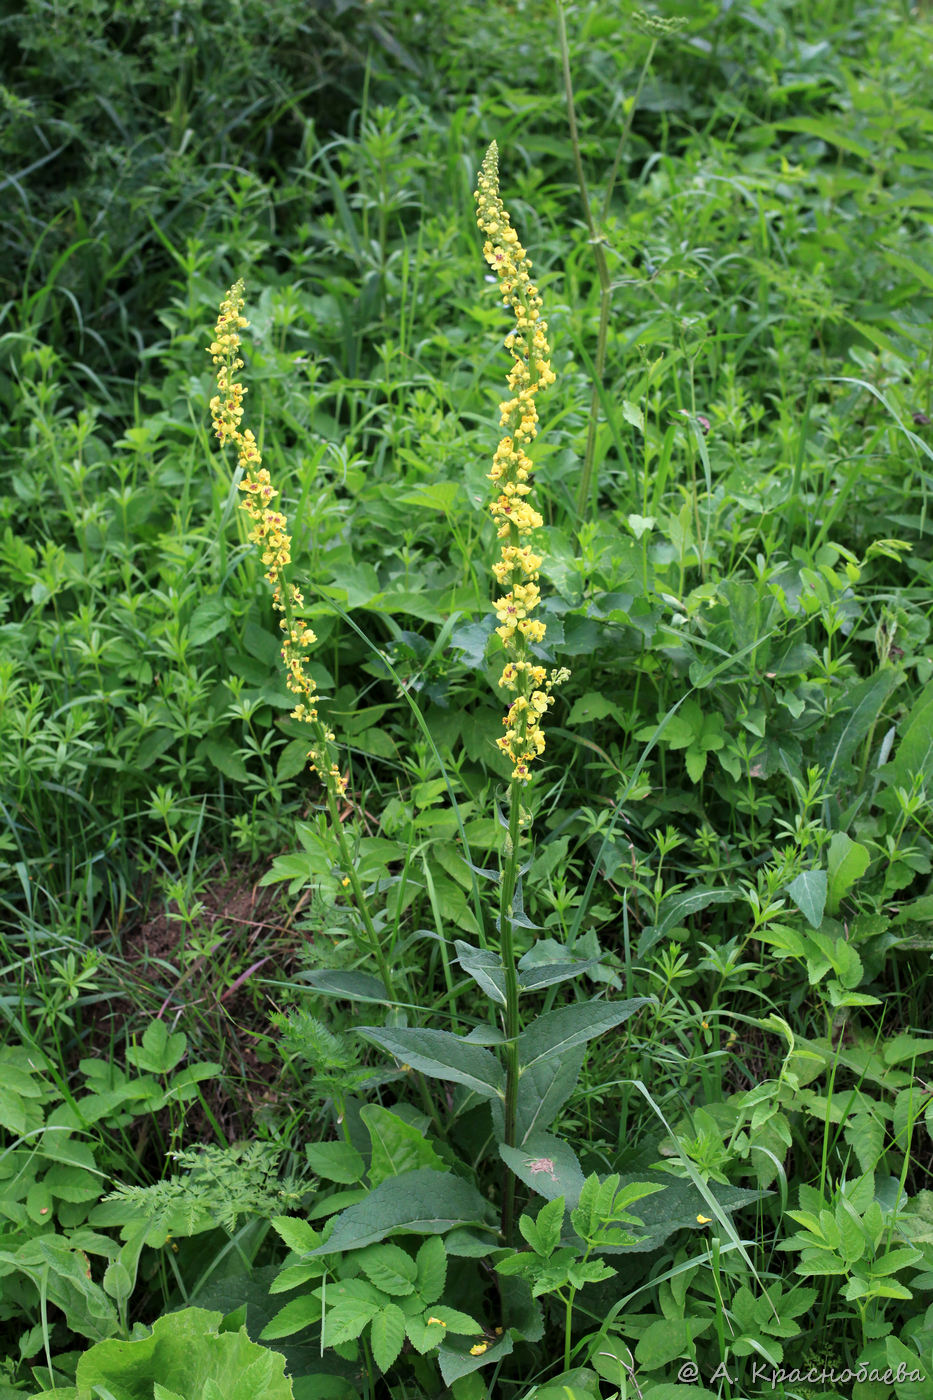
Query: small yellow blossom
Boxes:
[
  {"xmin": 426, "ymin": 1317, "xmax": 447, "ymax": 1328},
  {"xmin": 470, "ymin": 1342, "xmax": 490, "ymax": 1356},
  {"xmin": 474, "ymin": 142, "xmax": 567, "ymax": 782},
  {"xmin": 697, "ymin": 1214, "xmax": 712, "ymax": 1225},
  {"xmin": 209, "ymin": 282, "xmax": 347, "ymax": 799}
]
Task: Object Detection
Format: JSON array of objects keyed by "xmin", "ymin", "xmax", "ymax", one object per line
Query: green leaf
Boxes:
[
  {"xmin": 126, "ymin": 1020, "xmax": 186, "ymax": 1075},
  {"xmin": 361, "ymin": 1105, "xmax": 445, "ymax": 1185},
  {"xmin": 73, "ymin": 1307, "xmax": 295, "ymax": 1397},
  {"xmin": 516, "ymin": 953, "xmax": 600, "ymax": 993},
  {"xmin": 785, "ymin": 869, "xmax": 827, "ymax": 929},
  {"xmin": 301, "ymin": 971, "xmax": 390, "ymax": 1004},
  {"xmin": 826, "ymin": 832, "xmax": 870, "ymax": 916},
  {"xmin": 438, "ymin": 1331, "xmax": 513, "ymax": 1386},
  {"xmin": 270, "ymin": 1215, "xmax": 322, "ymax": 1260},
  {"xmin": 513, "ymin": 1045, "xmax": 585, "ymax": 1143},
  {"xmin": 532, "ymin": 1196, "xmax": 565, "ymax": 1259},
  {"xmin": 428, "ymin": 1305, "xmax": 481, "ymax": 1333},
  {"xmin": 500, "ymin": 1133, "xmax": 585, "ymax": 1208},
  {"xmin": 517, "ymin": 1000, "xmax": 651, "ymax": 1071},
  {"xmin": 454, "ymin": 941, "xmax": 506, "ymax": 1006},
  {"xmin": 635, "ymin": 1316, "xmax": 712, "ymax": 1369},
  {"xmin": 357, "ymin": 1243, "xmax": 417, "ymax": 1295},
  {"xmin": 324, "ymin": 1298, "xmax": 380, "ymax": 1347},
  {"xmin": 312, "ymin": 1170, "xmax": 493, "ymax": 1254},
  {"xmin": 261, "ymin": 1293, "xmax": 323, "ymax": 1340},
  {"xmin": 893, "ymin": 687, "xmax": 933, "ymax": 784},
  {"xmin": 370, "ymin": 1303, "xmax": 406, "ymax": 1372},
  {"xmin": 406, "ymin": 1315, "xmax": 448, "ymax": 1354},
  {"xmin": 415, "ymin": 1236, "xmax": 446, "ymax": 1306},
  {"xmin": 358, "ymin": 1027, "xmax": 504, "ymax": 1099},
  {"xmin": 304, "ymin": 1142, "xmax": 365, "ymax": 1185}
]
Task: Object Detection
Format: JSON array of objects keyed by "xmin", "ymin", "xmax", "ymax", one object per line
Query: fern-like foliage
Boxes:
[{"xmin": 105, "ymin": 1142, "xmax": 306, "ymax": 1238}]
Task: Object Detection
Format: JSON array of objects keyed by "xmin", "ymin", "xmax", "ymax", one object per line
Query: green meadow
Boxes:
[{"xmin": 1, "ymin": 1, "xmax": 932, "ymax": 1396}]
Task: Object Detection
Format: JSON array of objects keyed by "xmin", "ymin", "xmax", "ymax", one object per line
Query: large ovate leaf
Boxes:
[
  {"xmin": 311, "ymin": 1170, "xmax": 494, "ymax": 1254},
  {"xmin": 358, "ymin": 1027, "xmax": 504, "ymax": 1099}
]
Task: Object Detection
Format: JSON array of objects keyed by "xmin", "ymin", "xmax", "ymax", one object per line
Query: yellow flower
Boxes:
[
  {"xmin": 470, "ymin": 1342, "xmax": 489, "ymax": 1356},
  {"xmin": 426, "ymin": 1317, "xmax": 447, "ymax": 1328},
  {"xmin": 209, "ymin": 282, "xmax": 347, "ymax": 799},
  {"xmin": 697, "ymin": 1214, "xmax": 712, "ymax": 1225},
  {"xmin": 474, "ymin": 142, "xmax": 567, "ymax": 783}
]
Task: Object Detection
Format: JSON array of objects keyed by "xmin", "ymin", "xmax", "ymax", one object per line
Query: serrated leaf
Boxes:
[
  {"xmin": 358, "ymin": 1243, "xmax": 417, "ymax": 1294},
  {"xmin": 271, "ymin": 1216, "xmax": 322, "ymax": 1256},
  {"xmin": 407, "ymin": 1315, "xmax": 448, "ymax": 1353},
  {"xmin": 260, "ymin": 1292, "xmax": 323, "ymax": 1340},
  {"xmin": 305, "ymin": 1141, "xmax": 365, "ymax": 1185},
  {"xmin": 370, "ymin": 1303, "xmax": 406, "ymax": 1372},
  {"xmin": 429, "ymin": 1305, "xmax": 482, "ymax": 1333},
  {"xmin": 324, "ymin": 1298, "xmax": 380, "ymax": 1347},
  {"xmin": 416, "ymin": 1235, "xmax": 446, "ymax": 1305}
]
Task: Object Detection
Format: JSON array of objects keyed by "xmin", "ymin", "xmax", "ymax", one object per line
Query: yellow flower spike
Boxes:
[
  {"xmin": 474, "ymin": 142, "xmax": 567, "ymax": 783},
  {"xmin": 208, "ymin": 281, "xmax": 344, "ymax": 798}
]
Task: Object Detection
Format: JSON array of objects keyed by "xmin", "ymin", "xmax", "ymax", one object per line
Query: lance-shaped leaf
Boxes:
[
  {"xmin": 301, "ymin": 970, "xmax": 391, "ymax": 1003},
  {"xmin": 359, "ymin": 1027, "xmax": 504, "ymax": 1099},
  {"xmin": 517, "ymin": 956, "xmax": 601, "ymax": 993},
  {"xmin": 517, "ymin": 999, "xmax": 652, "ymax": 1071},
  {"xmin": 491, "ymin": 1045, "xmax": 585, "ymax": 1144},
  {"xmin": 312, "ymin": 1169, "xmax": 494, "ymax": 1254},
  {"xmin": 455, "ymin": 941, "xmax": 507, "ymax": 1007}
]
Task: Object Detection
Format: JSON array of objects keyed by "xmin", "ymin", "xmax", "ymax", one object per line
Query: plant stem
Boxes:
[{"xmin": 498, "ymin": 778, "xmax": 524, "ymax": 1245}]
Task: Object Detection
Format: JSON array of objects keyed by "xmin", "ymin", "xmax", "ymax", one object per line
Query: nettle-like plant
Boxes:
[{"xmin": 207, "ymin": 144, "xmax": 759, "ymax": 1396}]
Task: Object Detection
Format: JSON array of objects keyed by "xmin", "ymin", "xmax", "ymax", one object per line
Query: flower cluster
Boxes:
[
  {"xmin": 209, "ymin": 282, "xmax": 346, "ymax": 796},
  {"xmin": 474, "ymin": 143, "xmax": 568, "ymax": 782}
]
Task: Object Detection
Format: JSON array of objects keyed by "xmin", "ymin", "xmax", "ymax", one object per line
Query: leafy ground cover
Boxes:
[{"xmin": 1, "ymin": 0, "xmax": 933, "ymax": 1396}]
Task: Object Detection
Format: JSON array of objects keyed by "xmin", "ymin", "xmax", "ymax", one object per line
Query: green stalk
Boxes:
[{"xmin": 498, "ymin": 778, "xmax": 524, "ymax": 1245}]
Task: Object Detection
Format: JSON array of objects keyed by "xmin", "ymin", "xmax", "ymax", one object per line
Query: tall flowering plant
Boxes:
[
  {"xmin": 212, "ymin": 153, "xmax": 652, "ymax": 1387},
  {"xmin": 208, "ymin": 283, "xmax": 395, "ymax": 997}
]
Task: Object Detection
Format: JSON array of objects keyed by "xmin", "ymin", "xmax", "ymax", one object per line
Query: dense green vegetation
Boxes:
[{"xmin": 1, "ymin": 0, "xmax": 932, "ymax": 1396}]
